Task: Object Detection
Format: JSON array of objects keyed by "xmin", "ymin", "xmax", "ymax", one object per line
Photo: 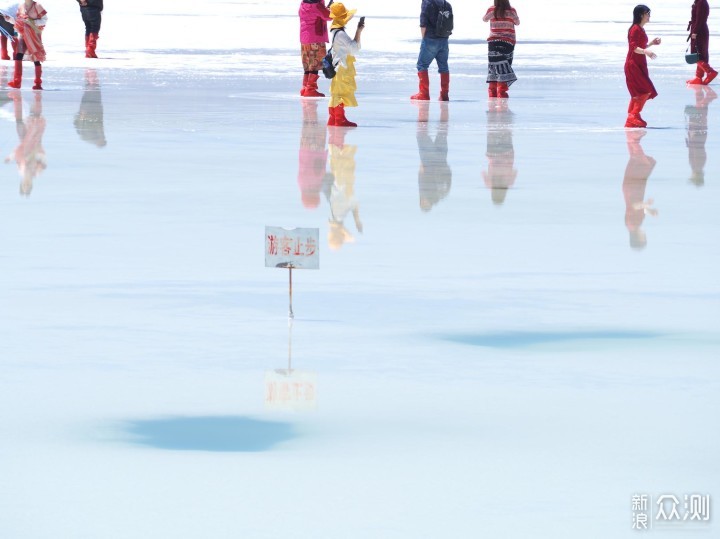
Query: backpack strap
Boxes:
[
  {"xmin": 328, "ymin": 28, "xmax": 345, "ymax": 66},
  {"xmin": 329, "ymin": 27, "xmax": 344, "ymax": 52}
]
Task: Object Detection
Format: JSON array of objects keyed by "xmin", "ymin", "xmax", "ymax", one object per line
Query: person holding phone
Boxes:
[{"xmin": 327, "ymin": 2, "xmax": 364, "ymax": 127}]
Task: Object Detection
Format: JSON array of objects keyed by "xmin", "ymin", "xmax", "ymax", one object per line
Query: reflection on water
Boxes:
[
  {"xmin": 415, "ymin": 102, "xmax": 452, "ymax": 212},
  {"xmin": 324, "ymin": 127, "xmax": 362, "ymax": 250},
  {"xmin": 483, "ymin": 100, "xmax": 517, "ymax": 206},
  {"xmin": 684, "ymin": 85, "xmax": 716, "ymax": 187},
  {"xmin": 2, "ymin": 89, "xmax": 46, "ymax": 197},
  {"xmin": 297, "ymin": 100, "xmax": 327, "ymax": 209},
  {"xmin": 265, "ymin": 319, "xmax": 317, "ymax": 412},
  {"xmin": 622, "ymin": 131, "xmax": 658, "ymax": 250},
  {"xmin": 74, "ymin": 69, "xmax": 107, "ymax": 148}
]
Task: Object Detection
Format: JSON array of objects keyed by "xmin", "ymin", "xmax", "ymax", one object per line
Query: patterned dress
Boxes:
[
  {"xmin": 15, "ymin": 1, "xmax": 47, "ymax": 62},
  {"xmin": 483, "ymin": 6, "xmax": 520, "ymax": 86}
]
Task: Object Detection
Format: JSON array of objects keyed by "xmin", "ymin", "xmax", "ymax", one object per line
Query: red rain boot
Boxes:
[
  {"xmin": 87, "ymin": 33, "xmax": 98, "ymax": 58},
  {"xmin": 624, "ymin": 114, "xmax": 645, "ymax": 128},
  {"xmin": 334, "ymin": 103, "xmax": 357, "ymax": 127},
  {"xmin": 1, "ymin": 35, "xmax": 9, "ymax": 60},
  {"xmin": 497, "ymin": 82, "xmax": 509, "ymax": 98},
  {"xmin": 625, "ymin": 96, "xmax": 647, "ymax": 128},
  {"xmin": 300, "ymin": 73, "xmax": 309, "ymax": 96},
  {"xmin": 699, "ymin": 62, "xmax": 717, "ymax": 85},
  {"xmin": 488, "ymin": 82, "xmax": 497, "ymax": 98},
  {"xmin": 439, "ymin": 72, "xmax": 449, "ymax": 101},
  {"xmin": 33, "ymin": 63, "xmax": 42, "ymax": 90},
  {"xmin": 410, "ymin": 71, "xmax": 430, "ymax": 101},
  {"xmin": 687, "ymin": 65, "xmax": 703, "ymax": 85},
  {"xmin": 327, "ymin": 106, "xmax": 337, "ymax": 126},
  {"xmin": 303, "ymin": 73, "xmax": 325, "ymax": 98},
  {"xmin": 7, "ymin": 60, "xmax": 21, "ymax": 88},
  {"xmin": 633, "ymin": 94, "xmax": 649, "ymax": 127}
]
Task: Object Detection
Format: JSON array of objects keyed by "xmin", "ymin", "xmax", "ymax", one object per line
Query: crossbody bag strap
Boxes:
[{"xmin": 329, "ymin": 28, "xmax": 344, "ymax": 65}]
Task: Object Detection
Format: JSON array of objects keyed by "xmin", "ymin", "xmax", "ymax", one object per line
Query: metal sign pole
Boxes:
[
  {"xmin": 288, "ymin": 266, "xmax": 294, "ymax": 319},
  {"xmin": 287, "ymin": 317, "xmax": 293, "ymax": 372}
]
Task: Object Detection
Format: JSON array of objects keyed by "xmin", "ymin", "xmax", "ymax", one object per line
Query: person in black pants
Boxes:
[
  {"xmin": 0, "ymin": 16, "xmax": 17, "ymax": 60},
  {"xmin": 76, "ymin": 0, "xmax": 102, "ymax": 58}
]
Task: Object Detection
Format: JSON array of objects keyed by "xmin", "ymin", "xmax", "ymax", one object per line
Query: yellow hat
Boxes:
[{"xmin": 330, "ymin": 3, "xmax": 357, "ymax": 29}]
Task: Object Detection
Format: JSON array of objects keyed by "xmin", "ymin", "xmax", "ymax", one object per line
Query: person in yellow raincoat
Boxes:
[{"xmin": 327, "ymin": 3, "xmax": 364, "ymax": 127}]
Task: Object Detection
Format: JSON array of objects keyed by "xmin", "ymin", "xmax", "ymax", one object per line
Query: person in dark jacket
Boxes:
[
  {"xmin": 76, "ymin": 0, "xmax": 102, "ymax": 58},
  {"xmin": 0, "ymin": 9, "xmax": 17, "ymax": 61},
  {"xmin": 687, "ymin": 0, "xmax": 717, "ymax": 85},
  {"xmin": 410, "ymin": 0, "xmax": 452, "ymax": 102}
]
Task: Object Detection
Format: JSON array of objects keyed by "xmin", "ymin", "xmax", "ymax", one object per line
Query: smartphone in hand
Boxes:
[{"xmin": 359, "ymin": 16, "xmax": 365, "ymax": 27}]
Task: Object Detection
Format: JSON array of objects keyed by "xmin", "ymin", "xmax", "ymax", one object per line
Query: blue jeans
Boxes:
[{"xmin": 416, "ymin": 36, "xmax": 449, "ymax": 73}]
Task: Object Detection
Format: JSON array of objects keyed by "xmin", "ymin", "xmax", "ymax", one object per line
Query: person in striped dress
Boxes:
[{"xmin": 482, "ymin": 0, "xmax": 519, "ymax": 98}]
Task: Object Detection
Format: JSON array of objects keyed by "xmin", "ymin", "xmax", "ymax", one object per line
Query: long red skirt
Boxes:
[{"xmin": 625, "ymin": 58, "xmax": 657, "ymax": 99}]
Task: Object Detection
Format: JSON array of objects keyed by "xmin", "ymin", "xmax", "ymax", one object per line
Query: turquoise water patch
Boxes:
[
  {"xmin": 441, "ymin": 331, "xmax": 661, "ymax": 349},
  {"xmin": 123, "ymin": 416, "xmax": 296, "ymax": 452}
]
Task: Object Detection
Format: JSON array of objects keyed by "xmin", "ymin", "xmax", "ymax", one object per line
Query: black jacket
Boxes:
[{"xmin": 78, "ymin": 0, "xmax": 103, "ymax": 10}]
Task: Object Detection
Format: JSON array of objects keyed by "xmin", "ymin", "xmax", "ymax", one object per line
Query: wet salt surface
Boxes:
[{"xmin": 1, "ymin": 0, "xmax": 719, "ymax": 536}]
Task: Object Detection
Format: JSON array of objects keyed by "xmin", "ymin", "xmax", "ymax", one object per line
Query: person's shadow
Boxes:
[
  {"xmin": 4, "ymin": 90, "xmax": 46, "ymax": 197},
  {"xmin": 297, "ymin": 100, "xmax": 327, "ymax": 209},
  {"xmin": 415, "ymin": 102, "xmax": 452, "ymax": 212},
  {"xmin": 483, "ymin": 100, "xmax": 517, "ymax": 206},
  {"xmin": 74, "ymin": 69, "xmax": 107, "ymax": 148},
  {"xmin": 684, "ymin": 85, "xmax": 716, "ymax": 187},
  {"xmin": 622, "ymin": 130, "xmax": 658, "ymax": 250}
]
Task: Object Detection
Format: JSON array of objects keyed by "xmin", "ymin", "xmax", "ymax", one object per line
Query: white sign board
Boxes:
[
  {"xmin": 265, "ymin": 370, "xmax": 317, "ymax": 412},
  {"xmin": 265, "ymin": 226, "xmax": 319, "ymax": 269}
]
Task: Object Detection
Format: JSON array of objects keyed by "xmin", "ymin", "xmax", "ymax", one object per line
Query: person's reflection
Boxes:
[
  {"xmin": 483, "ymin": 100, "xmax": 517, "ymax": 206},
  {"xmin": 0, "ymin": 64, "xmax": 8, "ymax": 89},
  {"xmin": 415, "ymin": 102, "xmax": 452, "ymax": 212},
  {"xmin": 74, "ymin": 69, "xmax": 107, "ymax": 148},
  {"xmin": 684, "ymin": 85, "xmax": 716, "ymax": 187},
  {"xmin": 622, "ymin": 130, "xmax": 658, "ymax": 250},
  {"xmin": 4, "ymin": 91, "xmax": 46, "ymax": 197},
  {"xmin": 297, "ymin": 100, "xmax": 327, "ymax": 209},
  {"xmin": 324, "ymin": 127, "xmax": 362, "ymax": 250}
]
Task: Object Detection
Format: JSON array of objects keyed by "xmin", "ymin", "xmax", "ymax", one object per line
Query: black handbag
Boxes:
[{"xmin": 685, "ymin": 34, "xmax": 699, "ymax": 64}]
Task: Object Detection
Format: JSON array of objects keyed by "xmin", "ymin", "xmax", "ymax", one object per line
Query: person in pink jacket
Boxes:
[{"xmin": 299, "ymin": 0, "xmax": 332, "ymax": 97}]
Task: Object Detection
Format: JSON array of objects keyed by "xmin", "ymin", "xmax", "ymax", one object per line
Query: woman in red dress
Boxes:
[
  {"xmin": 624, "ymin": 5, "xmax": 661, "ymax": 128},
  {"xmin": 687, "ymin": 0, "xmax": 718, "ymax": 85}
]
